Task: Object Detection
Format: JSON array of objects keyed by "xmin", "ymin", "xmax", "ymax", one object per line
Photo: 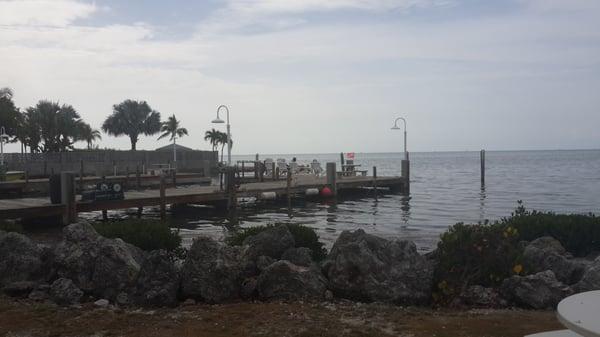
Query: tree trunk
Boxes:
[{"xmin": 130, "ymin": 136, "xmax": 137, "ymax": 151}]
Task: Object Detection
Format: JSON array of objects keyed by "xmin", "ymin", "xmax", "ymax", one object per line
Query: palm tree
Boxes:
[
  {"xmin": 80, "ymin": 124, "xmax": 102, "ymax": 149},
  {"xmin": 217, "ymin": 131, "xmax": 232, "ymax": 163},
  {"xmin": 102, "ymin": 99, "xmax": 161, "ymax": 150},
  {"xmin": 204, "ymin": 128, "xmax": 220, "ymax": 153},
  {"xmin": 158, "ymin": 114, "xmax": 188, "ymax": 164}
]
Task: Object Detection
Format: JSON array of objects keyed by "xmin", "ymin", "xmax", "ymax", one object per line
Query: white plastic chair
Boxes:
[
  {"xmin": 276, "ymin": 159, "xmax": 287, "ymax": 176},
  {"xmin": 310, "ymin": 160, "xmax": 323, "ymax": 176}
]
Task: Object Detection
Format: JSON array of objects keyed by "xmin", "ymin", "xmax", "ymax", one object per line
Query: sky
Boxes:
[{"xmin": 1, "ymin": 0, "xmax": 599, "ymax": 154}]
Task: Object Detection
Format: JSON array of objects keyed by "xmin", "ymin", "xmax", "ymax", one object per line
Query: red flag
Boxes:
[{"xmin": 346, "ymin": 152, "xmax": 355, "ymax": 160}]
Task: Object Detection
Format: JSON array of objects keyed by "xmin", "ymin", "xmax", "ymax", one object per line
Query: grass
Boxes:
[{"xmin": 93, "ymin": 219, "xmax": 182, "ymax": 253}]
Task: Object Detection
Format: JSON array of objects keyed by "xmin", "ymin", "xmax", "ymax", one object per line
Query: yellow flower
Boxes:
[{"xmin": 513, "ymin": 264, "xmax": 523, "ymax": 274}]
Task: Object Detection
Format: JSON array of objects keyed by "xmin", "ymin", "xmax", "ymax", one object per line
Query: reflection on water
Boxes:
[{"xmin": 82, "ymin": 150, "xmax": 600, "ymax": 252}]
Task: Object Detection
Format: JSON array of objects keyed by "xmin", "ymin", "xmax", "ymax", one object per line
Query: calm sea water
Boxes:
[{"xmin": 90, "ymin": 150, "xmax": 600, "ymax": 252}]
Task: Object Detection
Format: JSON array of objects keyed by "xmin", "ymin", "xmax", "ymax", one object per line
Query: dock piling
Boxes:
[
  {"xmin": 373, "ymin": 166, "xmax": 378, "ymax": 200},
  {"xmin": 326, "ymin": 162, "xmax": 337, "ymax": 196},
  {"xmin": 60, "ymin": 172, "xmax": 76, "ymax": 225},
  {"xmin": 160, "ymin": 175, "xmax": 166, "ymax": 220},
  {"xmin": 401, "ymin": 157, "xmax": 410, "ymax": 194},
  {"xmin": 480, "ymin": 149, "xmax": 485, "ymax": 186}
]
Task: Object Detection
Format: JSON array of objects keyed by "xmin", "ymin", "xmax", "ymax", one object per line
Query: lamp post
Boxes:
[
  {"xmin": 212, "ymin": 105, "xmax": 231, "ymax": 166},
  {"xmin": 0, "ymin": 126, "xmax": 9, "ymax": 166},
  {"xmin": 391, "ymin": 117, "xmax": 407, "ymax": 160}
]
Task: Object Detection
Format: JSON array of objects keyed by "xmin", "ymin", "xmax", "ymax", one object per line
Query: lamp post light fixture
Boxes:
[
  {"xmin": 391, "ymin": 117, "xmax": 408, "ymax": 160},
  {"xmin": 212, "ymin": 105, "xmax": 232, "ymax": 166},
  {"xmin": 0, "ymin": 126, "xmax": 9, "ymax": 166}
]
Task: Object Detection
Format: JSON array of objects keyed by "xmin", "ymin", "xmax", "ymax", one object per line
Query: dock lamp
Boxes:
[
  {"xmin": 0, "ymin": 126, "xmax": 9, "ymax": 166},
  {"xmin": 391, "ymin": 117, "xmax": 408, "ymax": 160},
  {"xmin": 212, "ymin": 105, "xmax": 231, "ymax": 166}
]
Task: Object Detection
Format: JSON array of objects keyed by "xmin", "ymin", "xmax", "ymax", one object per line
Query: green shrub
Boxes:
[
  {"xmin": 226, "ymin": 223, "xmax": 328, "ymax": 261},
  {"xmin": 500, "ymin": 201, "xmax": 600, "ymax": 257},
  {"xmin": 0, "ymin": 220, "xmax": 23, "ymax": 233},
  {"xmin": 93, "ymin": 219, "xmax": 182, "ymax": 253},
  {"xmin": 432, "ymin": 221, "xmax": 523, "ymax": 304}
]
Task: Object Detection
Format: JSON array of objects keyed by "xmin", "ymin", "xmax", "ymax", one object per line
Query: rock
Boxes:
[
  {"xmin": 53, "ymin": 222, "xmax": 146, "ymax": 301},
  {"xmin": 324, "ymin": 290, "xmax": 334, "ymax": 301},
  {"xmin": 256, "ymin": 255, "xmax": 276, "ymax": 272},
  {"xmin": 180, "ymin": 236, "xmax": 242, "ymax": 303},
  {"xmin": 241, "ymin": 278, "xmax": 258, "ymax": 299},
  {"xmin": 182, "ymin": 298, "xmax": 196, "ymax": 306},
  {"xmin": 456, "ymin": 285, "xmax": 507, "ymax": 308},
  {"xmin": 243, "ymin": 225, "xmax": 295, "ymax": 260},
  {"xmin": 523, "ymin": 236, "xmax": 587, "ymax": 284},
  {"xmin": 574, "ymin": 256, "xmax": 600, "ymax": 292},
  {"xmin": 257, "ymin": 260, "xmax": 327, "ymax": 301},
  {"xmin": 94, "ymin": 299, "xmax": 110, "ymax": 307},
  {"xmin": 28, "ymin": 289, "xmax": 49, "ymax": 301},
  {"xmin": 501, "ymin": 270, "xmax": 573, "ymax": 309},
  {"xmin": 116, "ymin": 292, "xmax": 129, "ymax": 306},
  {"xmin": 281, "ymin": 247, "xmax": 313, "ymax": 267},
  {"xmin": 133, "ymin": 250, "xmax": 179, "ymax": 307},
  {"xmin": 2, "ymin": 281, "xmax": 37, "ymax": 297},
  {"xmin": 0, "ymin": 231, "xmax": 45, "ymax": 287},
  {"xmin": 49, "ymin": 278, "xmax": 83, "ymax": 306},
  {"xmin": 95, "ymin": 299, "xmax": 111, "ymax": 308},
  {"xmin": 322, "ymin": 229, "xmax": 433, "ymax": 304}
]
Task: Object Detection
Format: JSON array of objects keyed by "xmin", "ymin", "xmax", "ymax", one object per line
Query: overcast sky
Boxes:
[{"xmin": 1, "ymin": 0, "xmax": 599, "ymax": 154}]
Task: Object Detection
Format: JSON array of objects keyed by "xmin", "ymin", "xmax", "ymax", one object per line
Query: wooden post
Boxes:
[
  {"xmin": 326, "ymin": 162, "xmax": 337, "ymax": 196},
  {"xmin": 137, "ymin": 207, "xmax": 143, "ymax": 218},
  {"xmin": 160, "ymin": 175, "xmax": 166, "ymax": 220},
  {"xmin": 241, "ymin": 162, "xmax": 245, "ymax": 179},
  {"xmin": 225, "ymin": 167, "xmax": 237, "ymax": 215},
  {"xmin": 136, "ymin": 165, "xmax": 141, "ymax": 190},
  {"xmin": 60, "ymin": 172, "xmax": 76, "ymax": 225},
  {"xmin": 340, "ymin": 153, "xmax": 345, "ymax": 167},
  {"xmin": 286, "ymin": 170, "xmax": 292, "ymax": 209},
  {"xmin": 401, "ymin": 159, "xmax": 410, "ymax": 194},
  {"xmin": 79, "ymin": 159, "xmax": 84, "ymax": 191},
  {"xmin": 480, "ymin": 149, "xmax": 485, "ymax": 186},
  {"xmin": 373, "ymin": 166, "xmax": 378, "ymax": 201},
  {"xmin": 102, "ymin": 210, "xmax": 108, "ymax": 221}
]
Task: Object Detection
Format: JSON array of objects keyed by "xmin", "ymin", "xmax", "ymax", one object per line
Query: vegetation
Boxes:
[
  {"xmin": 0, "ymin": 220, "xmax": 23, "ymax": 233},
  {"xmin": 0, "ymin": 88, "xmax": 20, "ymax": 139},
  {"xmin": 204, "ymin": 128, "xmax": 231, "ymax": 162},
  {"xmin": 432, "ymin": 201, "xmax": 600, "ymax": 304},
  {"xmin": 158, "ymin": 114, "xmax": 188, "ymax": 157},
  {"xmin": 102, "ymin": 99, "xmax": 161, "ymax": 150},
  {"xmin": 226, "ymin": 223, "xmax": 327, "ymax": 261},
  {"xmin": 93, "ymin": 219, "xmax": 181, "ymax": 253}
]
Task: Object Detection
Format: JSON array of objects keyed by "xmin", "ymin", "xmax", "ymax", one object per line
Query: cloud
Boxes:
[
  {"xmin": 225, "ymin": 0, "xmax": 453, "ymax": 14},
  {"xmin": 0, "ymin": 0, "xmax": 96, "ymax": 27}
]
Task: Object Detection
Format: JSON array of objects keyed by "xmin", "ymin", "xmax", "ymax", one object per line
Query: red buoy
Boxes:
[{"xmin": 320, "ymin": 186, "xmax": 333, "ymax": 197}]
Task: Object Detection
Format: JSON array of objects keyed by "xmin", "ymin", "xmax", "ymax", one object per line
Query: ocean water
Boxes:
[{"xmin": 94, "ymin": 150, "xmax": 600, "ymax": 252}]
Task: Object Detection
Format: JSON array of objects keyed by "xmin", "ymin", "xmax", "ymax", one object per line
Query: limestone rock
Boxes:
[
  {"xmin": 0, "ymin": 231, "xmax": 45, "ymax": 287},
  {"xmin": 322, "ymin": 229, "xmax": 433, "ymax": 304},
  {"xmin": 281, "ymin": 247, "xmax": 313, "ymax": 267},
  {"xmin": 574, "ymin": 256, "xmax": 600, "ymax": 292},
  {"xmin": 456, "ymin": 285, "xmax": 507, "ymax": 308},
  {"xmin": 501, "ymin": 270, "xmax": 573, "ymax": 309},
  {"xmin": 52, "ymin": 222, "xmax": 145, "ymax": 301},
  {"xmin": 133, "ymin": 250, "xmax": 179, "ymax": 307},
  {"xmin": 49, "ymin": 278, "xmax": 83, "ymax": 305},
  {"xmin": 257, "ymin": 260, "xmax": 327, "ymax": 301},
  {"xmin": 523, "ymin": 236, "xmax": 587, "ymax": 284},
  {"xmin": 180, "ymin": 236, "xmax": 242, "ymax": 303},
  {"xmin": 242, "ymin": 225, "xmax": 295, "ymax": 260}
]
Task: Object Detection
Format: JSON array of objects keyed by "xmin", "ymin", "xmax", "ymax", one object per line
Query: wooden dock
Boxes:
[
  {"xmin": 0, "ymin": 173, "xmax": 211, "ymax": 196},
  {"xmin": 0, "ymin": 174, "xmax": 406, "ymax": 221}
]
